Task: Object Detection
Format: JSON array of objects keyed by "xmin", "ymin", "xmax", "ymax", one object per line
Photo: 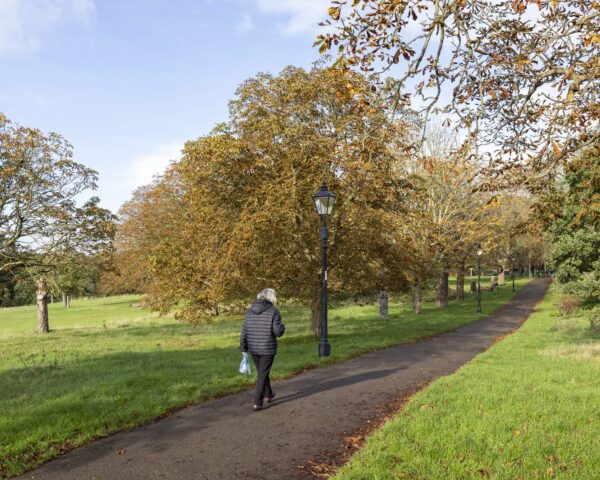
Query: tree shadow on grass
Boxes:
[
  {"xmin": 0, "ymin": 346, "xmax": 250, "ymax": 471},
  {"xmin": 80, "ymin": 299, "xmax": 143, "ymax": 307},
  {"xmin": 0, "ymin": 331, "xmax": 406, "ymax": 476}
]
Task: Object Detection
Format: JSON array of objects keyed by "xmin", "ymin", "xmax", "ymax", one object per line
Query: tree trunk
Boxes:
[
  {"xmin": 413, "ymin": 277, "xmax": 423, "ymax": 314},
  {"xmin": 456, "ymin": 262, "xmax": 465, "ymax": 301},
  {"xmin": 67, "ymin": 295, "xmax": 71, "ymax": 308},
  {"xmin": 528, "ymin": 255, "xmax": 532, "ymax": 279},
  {"xmin": 498, "ymin": 267, "xmax": 505, "ymax": 284},
  {"xmin": 311, "ymin": 282, "xmax": 321, "ymax": 336},
  {"xmin": 36, "ymin": 278, "xmax": 49, "ymax": 333},
  {"xmin": 470, "ymin": 280, "xmax": 477, "ymax": 293},
  {"xmin": 436, "ymin": 269, "xmax": 449, "ymax": 307},
  {"xmin": 379, "ymin": 287, "xmax": 389, "ymax": 319}
]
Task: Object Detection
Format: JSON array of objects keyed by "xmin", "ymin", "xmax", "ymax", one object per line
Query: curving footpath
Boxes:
[{"xmin": 16, "ymin": 278, "xmax": 551, "ymax": 480}]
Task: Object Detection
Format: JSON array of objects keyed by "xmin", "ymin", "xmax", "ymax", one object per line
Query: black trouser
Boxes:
[{"xmin": 251, "ymin": 354, "xmax": 274, "ymax": 405}]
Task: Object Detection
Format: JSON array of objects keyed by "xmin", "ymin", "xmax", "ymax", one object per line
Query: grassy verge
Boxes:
[
  {"xmin": 0, "ymin": 278, "xmax": 527, "ymax": 478},
  {"xmin": 333, "ymin": 285, "xmax": 600, "ymax": 480}
]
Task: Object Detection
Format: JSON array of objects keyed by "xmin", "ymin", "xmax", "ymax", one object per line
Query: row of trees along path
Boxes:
[{"xmin": 101, "ymin": 67, "xmax": 549, "ymax": 330}]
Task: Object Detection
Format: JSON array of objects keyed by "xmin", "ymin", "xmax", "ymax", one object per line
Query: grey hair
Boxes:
[{"xmin": 257, "ymin": 288, "xmax": 277, "ymax": 305}]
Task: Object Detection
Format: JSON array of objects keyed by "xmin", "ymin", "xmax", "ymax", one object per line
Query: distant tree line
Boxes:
[{"xmin": 0, "ymin": 253, "xmax": 109, "ymax": 308}]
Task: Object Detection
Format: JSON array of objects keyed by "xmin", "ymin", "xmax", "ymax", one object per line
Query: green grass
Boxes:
[
  {"xmin": 333, "ymin": 285, "xmax": 600, "ymax": 480},
  {"xmin": 0, "ymin": 278, "xmax": 527, "ymax": 478}
]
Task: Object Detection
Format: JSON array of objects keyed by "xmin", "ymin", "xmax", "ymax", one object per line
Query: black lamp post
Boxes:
[
  {"xmin": 477, "ymin": 246, "xmax": 483, "ymax": 314},
  {"xmin": 511, "ymin": 256, "xmax": 516, "ymax": 292},
  {"xmin": 312, "ymin": 181, "xmax": 336, "ymax": 358}
]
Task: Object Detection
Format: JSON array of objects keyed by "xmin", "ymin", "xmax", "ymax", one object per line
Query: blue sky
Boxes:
[{"xmin": 0, "ymin": 0, "xmax": 331, "ymax": 212}]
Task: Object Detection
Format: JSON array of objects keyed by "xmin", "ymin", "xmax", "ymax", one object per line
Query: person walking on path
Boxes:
[{"xmin": 240, "ymin": 288, "xmax": 285, "ymax": 411}]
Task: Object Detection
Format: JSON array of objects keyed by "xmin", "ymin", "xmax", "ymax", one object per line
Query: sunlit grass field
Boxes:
[
  {"xmin": 0, "ymin": 277, "xmax": 528, "ymax": 478},
  {"xmin": 333, "ymin": 285, "xmax": 600, "ymax": 480}
]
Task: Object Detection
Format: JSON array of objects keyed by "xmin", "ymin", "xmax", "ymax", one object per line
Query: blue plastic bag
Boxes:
[{"xmin": 239, "ymin": 352, "xmax": 252, "ymax": 375}]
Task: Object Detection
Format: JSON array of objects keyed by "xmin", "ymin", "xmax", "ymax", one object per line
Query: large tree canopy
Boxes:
[
  {"xmin": 133, "ymin": 66, "xmax": 414, "ymax": 326},
  {"xmin": 319, "ymin": 1, "xmax": 600, "ymax": 187}
]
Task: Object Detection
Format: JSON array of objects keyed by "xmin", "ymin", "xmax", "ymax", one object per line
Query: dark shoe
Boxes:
[
  {"xmin": 264, "ymin": 393, "xmax": 276, "ymax": 403},
  {"xmin": 253, "ymin": 404, "xmax": 264, "ymax": 411}
]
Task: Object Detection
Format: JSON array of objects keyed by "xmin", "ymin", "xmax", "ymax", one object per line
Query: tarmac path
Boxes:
[{"xmin": 17, "ymin": 278, "xmax": 551, "ymax": 480}]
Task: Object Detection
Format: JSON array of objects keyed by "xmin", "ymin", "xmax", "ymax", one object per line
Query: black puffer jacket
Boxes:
[{"xmin": 240, "ymin": 299, "xmax": 285, "ymax": 355}]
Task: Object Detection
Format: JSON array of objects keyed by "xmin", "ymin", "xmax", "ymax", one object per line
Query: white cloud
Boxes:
[
  {"xmin": 0, "ymin": 0, "xmax": 95, "ymax": 55},
  {"xmin": 126, "ymin": 141, "xmax": 184, "ymax": 190},
  {"xmin": 236, "ymin": 13, "xmax": 256, "ymax": 33},
  {"xmin": 253, "ymin": 0, "xmax": 330, "ymax": 36},
  {"xmin": 93, "ymin": 141, "xmax": 183, "ymax": 214}
]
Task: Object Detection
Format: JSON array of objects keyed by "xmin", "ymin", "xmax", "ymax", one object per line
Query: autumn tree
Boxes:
[
  {"xmin": 0, "ymin": 113, "xmax": 115, "ymax": 331},
  {"xmin": 99, "ymin": 173, "xmax": 183, "ymax": 298},
  {"xmin": 398, "ymin": 121, "xmax": 502, "ymax": 308},
  {"xmin": 424, "ymin": 158, "xmax": 502, "ymax": 305},
  {"xmin": 395, "ymin": 196, "xmax": 437, "ymax": 313},
  {"xmin": 493, "ymin": 194, "xmax": 530, "ymax": 280},
  {"xmin": 147, "ymin": 66, "xmax": 413, "ymax": 331},
  {"xmin": 319, "ymin": 1, "xmax": 600, "ymax": 187},
  {"xmin": 492, "ymin": 193, "xmax": 550, "ymax": 281},
  {"xmin": 385, "ymin": 156, "xmax": 498, "ymax": 314}
]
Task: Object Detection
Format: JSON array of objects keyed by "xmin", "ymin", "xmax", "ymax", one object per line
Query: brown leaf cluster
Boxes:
[{"xmin": 320, "ymin": 0, "xmax": 600, "ymax": 188}]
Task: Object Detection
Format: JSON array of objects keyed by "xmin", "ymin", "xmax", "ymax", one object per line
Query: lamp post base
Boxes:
[{"xmin": 318, "ymin": 341, "xmax": 331, "ymax": 358}]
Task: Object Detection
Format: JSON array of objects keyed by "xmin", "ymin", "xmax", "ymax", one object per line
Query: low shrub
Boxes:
[{"xmin": 557, "ymin": 296, "xmax": 582, "ymax": 317}]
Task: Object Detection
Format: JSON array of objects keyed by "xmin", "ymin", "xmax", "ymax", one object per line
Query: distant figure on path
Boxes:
[{"xmin": 240, "ymin": 288, "xmax": 285, "ymax": 411}]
